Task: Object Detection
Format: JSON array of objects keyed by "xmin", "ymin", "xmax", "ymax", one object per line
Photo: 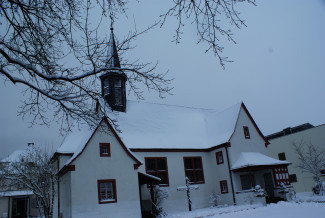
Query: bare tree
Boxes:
[
  {"xmin": 0, "ymin": 0, "xmax": 253, "ymax": 132},
  {"xmin": 161, "ymin": 0, "xmax": 256, "ymax": 69},
  {"xmin": 293, "ymin": 140, "xmax": 325, "ymax": 194},
  {"xmin": 0, "ymin": 145, "xmax": 56, "ymax": 218}
]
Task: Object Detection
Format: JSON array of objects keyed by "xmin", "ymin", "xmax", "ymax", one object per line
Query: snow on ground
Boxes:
[
  {"xmin": 167, "ymin": 193, "xmax": 325, "ymax": 218},
  {"xmin": 296, "ymin": 192, "xmax": 325, "ymax": 202}
]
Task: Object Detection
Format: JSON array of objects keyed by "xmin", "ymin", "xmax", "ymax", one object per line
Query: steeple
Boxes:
[
  {"xmin": 100, "ymin": 27, "xmax": 127, "ymax": 112},
  {"xmin": 106, "ymin": 28, "xmax": 121, "ymax": 69}
]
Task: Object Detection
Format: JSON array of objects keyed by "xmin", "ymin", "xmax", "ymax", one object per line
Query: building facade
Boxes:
[{"xmin": 267, "ymin": 123, "xmax": 325, "ymax": 193}]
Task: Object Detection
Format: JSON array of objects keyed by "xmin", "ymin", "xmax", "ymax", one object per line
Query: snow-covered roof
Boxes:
[
  {"xmin": 0, "ymin": 190, "xmax": 33, "ymax": 197},
  {"xmin": 231, "ymin": 152, "xmax": 290, "ymax": 171},
  {"xmin": 1, "ymin": 150, "xmax": 25, "ymax": 162},
  {"xmin": 54, "ymin": 100, "xmax": 243, "ymax": 169},
  {"xmin": 56, "ymin": 124, "xmax": 94, "ymax": 154},
  {"xmin": 138, "ymin": 171, "xmax": 161, "ymax": 181},
  {"xmin": 107, "ymin": 100, "xmax": 241, "ymax": 149}
]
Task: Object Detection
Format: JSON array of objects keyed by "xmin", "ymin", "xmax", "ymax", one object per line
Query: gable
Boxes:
[
  {"xmin": 229, "ymin": 103, "xmax": 269, "ymax": 147},
  {"xmin": 57, "ymin": 118, "xmax": 141, "ymax": 176}
]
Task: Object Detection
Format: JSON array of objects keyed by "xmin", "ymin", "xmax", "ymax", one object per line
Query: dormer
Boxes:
[{"xmin": 100, "ymin": 28, "xmax": 127, "ymax": 112}]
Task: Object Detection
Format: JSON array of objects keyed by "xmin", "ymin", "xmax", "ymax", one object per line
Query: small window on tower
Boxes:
[
  {"xmin": 243, "ymin": 126, "xmax": 250, "ymax": 139},
  {"xmin": 103, "ymin": 79, "xmax": 110, "ymax": 96},
  {"xmin": 114, "ymin": 80, "xmax": 121, "ymax": 87}
]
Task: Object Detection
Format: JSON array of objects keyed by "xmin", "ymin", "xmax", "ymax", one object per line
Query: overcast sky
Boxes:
[{"xmin": 1, "ymin": 0, "xmax": 325, "ymax": 159}]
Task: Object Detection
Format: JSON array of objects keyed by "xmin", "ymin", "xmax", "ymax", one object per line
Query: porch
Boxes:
[
  {"xmin": 138, "ymin": 172, "xmax": 161, "ymax": 218},
  {"xmin": 231, "ymin": 152, "xmax": 292, "ymax": 204}
]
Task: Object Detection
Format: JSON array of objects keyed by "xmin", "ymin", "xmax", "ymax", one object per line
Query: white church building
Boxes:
[{"xmin": 51, "ymin": 29, "xmax": 292, "ymax": 218}]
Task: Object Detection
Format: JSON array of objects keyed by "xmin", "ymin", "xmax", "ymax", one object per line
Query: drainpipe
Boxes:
[
  {"xmin": 57, "ymin": 158, "xmax": 60, "ymax": 218},
  {"xmin": 8, "ymin": 196, "xmax": 10, "ymax": 218},
  {"xmin": 225, "ymin": 145, "xmax": 236, "ymax": 205}
]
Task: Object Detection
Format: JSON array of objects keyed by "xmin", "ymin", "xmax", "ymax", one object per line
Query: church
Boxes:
[{"xmin": 51, "ymin": 28, "xmax": 292, "ymax": 218}]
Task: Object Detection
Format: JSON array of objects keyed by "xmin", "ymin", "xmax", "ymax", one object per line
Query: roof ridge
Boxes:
[{"xmin": 127, "ymin": 99, "xmax": 240, "ymax": 112}]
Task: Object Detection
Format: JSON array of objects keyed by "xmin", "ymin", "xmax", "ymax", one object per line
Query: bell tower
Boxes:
[{"xmin": 99, "ymin": 28, "xmax": 127, "ymax": 112}]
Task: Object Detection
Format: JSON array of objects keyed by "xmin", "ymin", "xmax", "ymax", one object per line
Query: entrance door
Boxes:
[
  {"xmin": 12, "ymin": 197, "xmax": 29, "ymax": 218},
  {"xmin": 264, "ymin": 173, "xmax": 274, "ymax": 198}
]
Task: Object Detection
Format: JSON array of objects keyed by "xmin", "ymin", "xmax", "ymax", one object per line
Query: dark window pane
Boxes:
[
  {"xmin": 289, "ymin": 174, "xmax": 297, "ymax": 183},
  {"xmin": 146, "ymin": 159, "xmax": 156, "ymax": 171},
  {"xmin": 115, "ymin": 88, "xmax": 122, "ymax": 106},
  {"xmin": 157, "ymin": 159, "xmax": 166, "ymax": 171},
  {"xmin": 278, "ymin": 152, "xmax": 286, "ymax": 160},
  {"xmin": 218, "ymin": 153, "xmax": 223, "ymax": 163},
  {"xmin": 114, "ymin": 80, "xmax": 121, "ymax": 87},
  {"xmin": 186, "ymin": 171, "xmax": 194, "ymax": 182},
  {"xmin": 184, "ymin": 159, "xmax": 193, "ymax": 169},
  {"xmin": 195, "ymin": 171, "xmax": 203, "ymax": 182},
  {"xmin": 240, "ymin": 175, "xmax": 254, "ymax": 190},
  {"xmin": 193, "ymin": 158, "xmax": 202, "ymax": 169},
  {"xmin": 158, "ymin": 173, "xmax": 168, "ymax": 184}
]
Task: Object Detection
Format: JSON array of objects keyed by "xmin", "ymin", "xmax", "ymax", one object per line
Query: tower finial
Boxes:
[{"xmin": 106, "ymin": 23, "xmax": 120, "ymax": 68}]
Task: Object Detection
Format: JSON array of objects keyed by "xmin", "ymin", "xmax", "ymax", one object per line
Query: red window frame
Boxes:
[
  {"xmin": 99, "ymin": 143, "xmax": 111, "ymax": 157},
  {"xmin": 243, "ymin": 126, "xmax": 250, "ymax": 139},
  {"xmin": 97, "ymin": 179, "xmax": 117, "ymax": 204},
  {"xmin": 216, "ymin": 151, "xmax": 224, "ymax": 165},
  {"xmin": 272, "ymin": 167, "xmax": 290, "ymax": 186},
  {"xmin": 145, "ymin": 157, "xmax": 169, "ymax": 186},
  {"xmin": 183, "ymin": 156, "xmax": 205, "ymax": 184},
  {"xmin": 220, "ymin": 180, "xmax": 228, "ymax": 194}
]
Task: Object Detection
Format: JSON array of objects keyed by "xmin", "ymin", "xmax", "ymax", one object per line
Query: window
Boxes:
[
  {"xmin": 220, "ymin": 180, "xmax": 228, "ymax": 194},
  {"xmin": 183, "ymin": 157, "xmax": 205, "ymax": 184},
  {"xmin": 216, "ymin": 151, "xmax": 224, "ymax": 165},
  {"xmin": 114, "ymin": 79, "xmax": 123, "ymax": 106},
  {"xmin": 243, "ymin": 126, "xmax": 250, "ymax": 139},
  {"xmin": 278, "ymin": 152, "xmax": 286, "ymax": 160},
  {"xmin": 145, "ymin": 157, "xmax": 169, "ymax": 186},
  {"xmin": 97, "ymin": 179, "xmax": 117, "ymax": 204},
  {"xmin": 289, "ymin": 174, "xmax": 297, "ymax": 183},
  {"xmin": 240, "ymin": 174, "xmax": 255, "ymax": 190},
  {"xmin": 100, "ymin": 143, "xmax": 110, "ymax": 157},
  {"xmin": 103, "ymin": 79, "xmax": 110, "ymax": 96},
  {"xmin": 272, "ymin": 167, "xmax": 290, "ymax": 186}
]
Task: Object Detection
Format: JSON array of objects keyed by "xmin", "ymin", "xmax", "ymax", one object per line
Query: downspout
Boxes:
[
  {"xmin": 225, "ymin": 145, "xmax": 236, "ymax": 205},
  {"xmin": 57, "ymin": 158, "xmax": 60, "ymax": 218},
  {"xmin": 8, "ymin": 196, "xmax": 10, "ymax": 218}
]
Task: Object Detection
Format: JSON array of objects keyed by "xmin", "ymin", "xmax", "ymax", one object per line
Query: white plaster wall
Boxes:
[
  {"xmin": 60, "ymin": 172, "xmax": 72, "ymax": 218},
  {"xmin": 135, "ymin": 148, "xmax": 234, "ymax": 214},
  {"xmin": 228, "ymin": 106, "xmax": 269, "ymax": 197},
  {"xmin": 0, "ymin": 197, "xmax": 8, "ymax": 218},
  {"xmin": 69, "ymin": 123, "xmax": 141, "ymax": 218},
  {"xmin": 267, "ymin": 124, "xmax": 325, "ymax": 192},
  {"xmin": 228, "ymin": 107, "xmax": 268, "ymax": 165},
  {"xmin": 209, "ymin": 147, "xmax": 235, "ymax": 205}
]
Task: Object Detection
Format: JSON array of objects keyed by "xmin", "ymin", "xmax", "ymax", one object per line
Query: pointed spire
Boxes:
[{"xmin": 106, "ymin": 27, "xmax": 121, "ymax": 68}]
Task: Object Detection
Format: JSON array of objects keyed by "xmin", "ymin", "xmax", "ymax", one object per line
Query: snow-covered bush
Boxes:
[
  {"xmin": 209, "ymin": 192, "xmax": 221, "ymax": 207},
  {"xmin": 152, "ymin": 185, "xmax": 169, "ymax": 218},
  {"xmin": 287, "ymin": 188, "xmax": 296, "ymax": 201},
  {"xmin": 278, "ymin": 182, "xmax": 290, "ymax": 193},
  {"xmin": 254, "ymin": 185, "xmax": 265, "ymax": 197},
  {"xmin": 312, "ymin": 180, "xmax": 325, "ymax": 195}
]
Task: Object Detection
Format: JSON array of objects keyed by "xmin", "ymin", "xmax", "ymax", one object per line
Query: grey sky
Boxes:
[{"xmin": 1, "ymin": 0, "xmax": 325, "ymax": 159}]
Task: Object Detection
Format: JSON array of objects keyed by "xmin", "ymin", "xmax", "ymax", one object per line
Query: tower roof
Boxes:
[{"xmin": 106, "ymin": 28, "xmax": 121, "ymax": 69}]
